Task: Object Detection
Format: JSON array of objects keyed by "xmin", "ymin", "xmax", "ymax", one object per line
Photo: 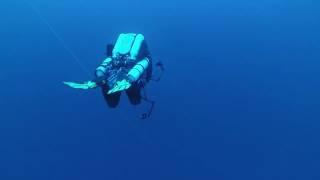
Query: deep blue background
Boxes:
[{"xmin": 1, "ymin": 0, "xmax": 320, "ymax": 179}]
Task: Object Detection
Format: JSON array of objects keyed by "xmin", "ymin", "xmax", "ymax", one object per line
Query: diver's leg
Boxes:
[
  {"xmin": 101, "ymin": 85, "xmax": 121, "ymax": 108},
  {"xmin": 126, "ymin": 83, "xmax": 142, "ymax": 105}
]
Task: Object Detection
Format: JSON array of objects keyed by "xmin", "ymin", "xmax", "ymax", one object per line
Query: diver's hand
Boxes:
[
  {"xmin": 63, "ymin": 81, "xmax": 97, "ymax": 89},
  {"xmin": 108, "ymin": 79, "xmax": 131, "ymax": 94}
]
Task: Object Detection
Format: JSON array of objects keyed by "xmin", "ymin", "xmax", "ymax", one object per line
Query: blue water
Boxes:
[{"xmin": 1, "ymin": 0, "xmax": 320, "ymax": 179}]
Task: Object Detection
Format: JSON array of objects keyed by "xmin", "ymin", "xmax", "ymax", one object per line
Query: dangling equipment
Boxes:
[{"xmin": 139, "ymin": 60, "xmax": 165, "ymax": 119}]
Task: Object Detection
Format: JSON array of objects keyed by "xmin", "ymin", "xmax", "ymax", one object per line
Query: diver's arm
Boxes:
[{"xmin": 64, "ymin": 57, "xmax": 113, "ymax": 89}]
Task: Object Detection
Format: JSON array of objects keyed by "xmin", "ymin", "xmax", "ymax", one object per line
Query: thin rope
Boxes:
[{"xmin": 24, "ymin": 1, "xmax": 91, "ymax": 77}]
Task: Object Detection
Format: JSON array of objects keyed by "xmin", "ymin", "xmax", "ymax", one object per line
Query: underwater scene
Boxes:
[{"xmin": 0, "ymin": 0, "xmax": 319, "ymax": 179}]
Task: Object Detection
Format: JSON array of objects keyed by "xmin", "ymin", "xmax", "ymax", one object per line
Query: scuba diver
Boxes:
[{"xmin": 64, "ymin": 33, "xmax": 163, "ymax": 118}]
